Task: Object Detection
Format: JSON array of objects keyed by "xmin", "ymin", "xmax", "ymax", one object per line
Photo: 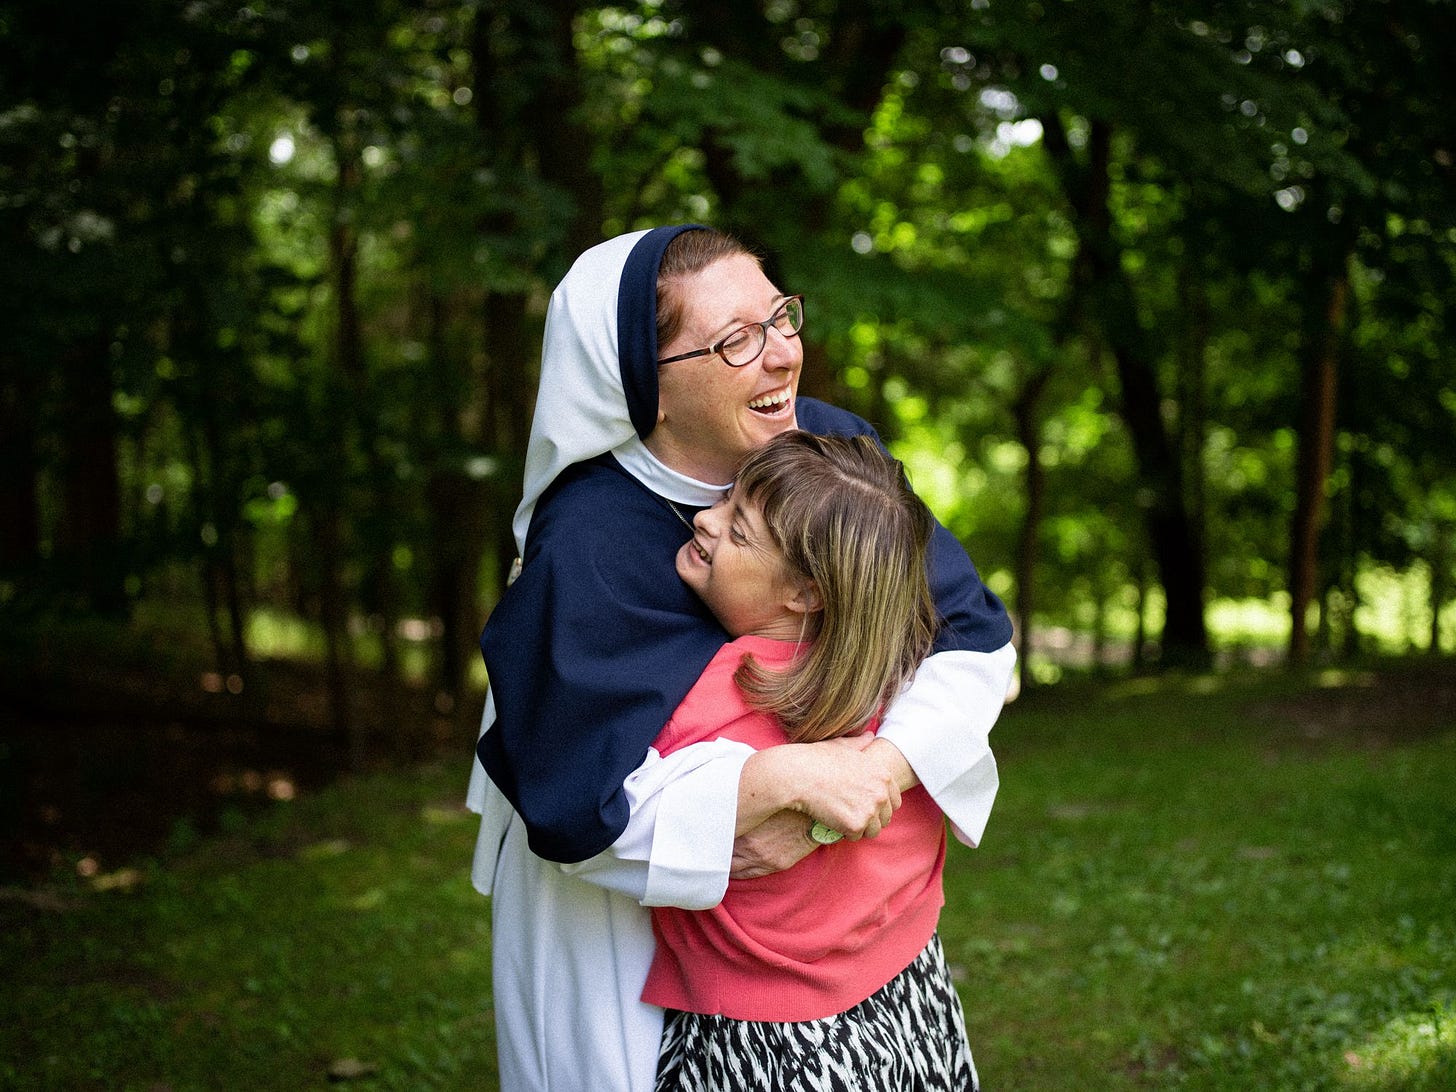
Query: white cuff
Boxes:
[
  {"xmin": 641, "ymin": 745, "xmax": 753, "ymax": 910},
  {"xmin": 555, "ymin": 740, "xmax": 754, "ymax": 909},
  {"xmin": 875, "ymin": 643, "xmax": 1016, "ymax": 847}
]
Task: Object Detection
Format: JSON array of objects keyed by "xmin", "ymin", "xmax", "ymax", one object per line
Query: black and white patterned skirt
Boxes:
[{"xmin": 655, "ymin": 933, "xmax": 979, "ymax": 1092}]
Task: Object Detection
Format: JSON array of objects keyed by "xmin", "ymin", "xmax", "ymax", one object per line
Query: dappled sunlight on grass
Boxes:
[
  {"xmin": 1100, "ymin": 674, "xmax": 1166, "ymax": 699},
  {"xmin": 1187, "ymin": 674, "xmax": 1222, "ymax": 694},
  {"xmin": 297, "ymin": 838, "xmax": 350, "ymax": 861},
  {"xmin": 421, "ymin": 802, "xmax": 472, "ymax": 825},
  {"xmin": 1315, "ymin": 668, "xmax": 1379, "ymax": 689},
  {"xmin": 1097, "ymin": 669, "xmax": 1236, "ymax": 702},
  {"xmin": 244, "ymin": 608, "xmax": 444, "ymax": 684},
  {"xmin": 1335, "ymin": 1001, "xmax": 1456, "ymax": 1090}
]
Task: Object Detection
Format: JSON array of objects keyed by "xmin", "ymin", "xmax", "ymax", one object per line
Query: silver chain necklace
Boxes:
[{"xmin": 664, "ymin": 498, "xmax": 696, "ymax": 535}]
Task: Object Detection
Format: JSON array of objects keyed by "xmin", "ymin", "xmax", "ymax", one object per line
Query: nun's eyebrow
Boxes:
[{"xmin": 705, "ymin": 293, "xmax": 787, "ymax": 342}]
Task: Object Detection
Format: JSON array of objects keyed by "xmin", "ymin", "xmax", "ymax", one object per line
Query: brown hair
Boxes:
[
  {"xmin": 656, "ymin": 228, "xmax": 760, "ymax": 351},
  {"xmin": 730, "ymin": 431, "xmax": 939, "ymax": 743}
]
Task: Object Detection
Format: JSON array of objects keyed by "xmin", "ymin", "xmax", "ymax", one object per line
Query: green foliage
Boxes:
[{"xmin": 3, "ymin": 0, "xmax": 1454, "ymax": 691}]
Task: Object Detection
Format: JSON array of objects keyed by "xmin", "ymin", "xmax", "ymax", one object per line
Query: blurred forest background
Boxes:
[{"xmin": 2, "ymin": 1, "xmax": 1454, "ymax": 876}]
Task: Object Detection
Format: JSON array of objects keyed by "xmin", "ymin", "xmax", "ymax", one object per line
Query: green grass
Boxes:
[
  {"xmin": 5, "ymin": 662, "xmax": 1454, "ymax": 1090},
  {"xmin": 3, "ymin": 766, "xmax": 495, "ymax": 1090},
  {"xmin": 946, "ymin": 666, "xmax": 1456, "ymax": 1090}
]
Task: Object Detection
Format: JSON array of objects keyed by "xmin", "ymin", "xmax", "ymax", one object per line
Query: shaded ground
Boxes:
[
  {"xmin": 2, "ymin": 708, "xmax": 346, "ymax": 882},
  {"xmin": 0, "ymin": 625, "xmax": 480, "ymax": 883},
  {"xmin": 1248, "ymin": 657, "xmax": 1456, "ymax": 751},
  {"xmin": 1013, "ymin": 654, "xmax": 1456, "ymax": 753},
  {"xmin": 4, "ymin": 622, "xmax": 1452, "ymax": 887}
]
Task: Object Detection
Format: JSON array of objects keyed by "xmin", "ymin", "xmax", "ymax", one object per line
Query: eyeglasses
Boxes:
[{"xmin": 657, "ymin": 295, "xmax": 805, "ymax": 368}]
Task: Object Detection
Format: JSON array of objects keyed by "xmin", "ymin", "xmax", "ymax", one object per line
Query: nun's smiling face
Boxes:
[{"xmin": 647, "ymin": 254, "xmax": 802, "ymax": 484}]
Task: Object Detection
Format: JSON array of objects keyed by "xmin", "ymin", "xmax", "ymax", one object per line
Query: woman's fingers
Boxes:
[{"xmin": 790, "ymin": 736, "xmax": 911, "ymax": 840}]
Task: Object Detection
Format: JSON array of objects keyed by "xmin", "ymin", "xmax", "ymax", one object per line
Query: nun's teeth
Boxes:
[{"xmin": 748, "ymin": 389, "xmax": 790, "ymax": 410}]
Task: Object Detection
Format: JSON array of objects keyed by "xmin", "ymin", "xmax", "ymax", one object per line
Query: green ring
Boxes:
[{"xmin": 810, "ymin": 821, "xmax": 843, "ymax": 845}]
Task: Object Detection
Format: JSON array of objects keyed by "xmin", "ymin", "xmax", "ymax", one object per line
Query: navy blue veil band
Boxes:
[{"xmin": 617, "ymin": 224, "xmax": 705, "ymax": 440}]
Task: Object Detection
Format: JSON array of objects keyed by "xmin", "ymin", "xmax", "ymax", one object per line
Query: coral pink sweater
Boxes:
[{"xmin": 642, "ymin": 635, "xmax": 946, "ymax": 1021}]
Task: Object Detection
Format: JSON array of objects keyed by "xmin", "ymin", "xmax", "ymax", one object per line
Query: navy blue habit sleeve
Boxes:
[{"xmin": 479, "ymin": 397, "xmax": 1013, "ymax": 864}]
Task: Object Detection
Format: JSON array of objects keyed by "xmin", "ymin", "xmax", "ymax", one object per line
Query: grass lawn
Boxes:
[{"xmin": 4, "ymin": 660, "xmax": 1454, "ymax": 1090}]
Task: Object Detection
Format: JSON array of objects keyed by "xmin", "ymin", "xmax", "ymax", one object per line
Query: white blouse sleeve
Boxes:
[
  {"xmin": 873, "ymin": 642, "xmax": 1017, "ymax": 847},
  {"xmin": 469, "ymin": 691, "xmax": 750, "ymax": 911},
  {"xmin": 561, "ymin": 740, "xmax": 752, "ymax": 910}
]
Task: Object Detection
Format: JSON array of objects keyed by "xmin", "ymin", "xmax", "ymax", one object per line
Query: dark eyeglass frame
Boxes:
[{"xmin": 656, "ymin": 295, "xmax": 805, "ymax": 368}]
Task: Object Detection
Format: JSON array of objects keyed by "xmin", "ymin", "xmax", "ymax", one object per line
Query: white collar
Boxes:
[{"xmin": 610, "ymin": 436, "xmax": 729, "ymax": 508}]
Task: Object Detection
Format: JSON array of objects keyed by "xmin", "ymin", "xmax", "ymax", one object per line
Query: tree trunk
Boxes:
[
  {"xmin": 420, "ymin": 291, "xmax": 491, "ymax": 727},
  {"xmin": 531, "ymin": 0, "xmax": 605, "ymax": 258},
  {"xmin": 1012, "ymin": 366, "xmax": 1052, "ymax": 692},
  {"xmin": 182, "ymin": 294, "xmax": 252, "ymax": 676},
  {"xmin": 468, "ymin": 0, "xmax": 605, "ymax": 608},
  {"xmin": 1288, "ymin": 267, "xmax": 1348, "ymax": 666},
  {"xmin": 1132, "ymin": 559, "xmax": 1148, "ymax": 672},
  {"xmin": 1096, "ymin": 269, "xmax": 1207, "ymax": 667},
  {"xmin": 331, "ymin": 137, "xmax": 404, "ymax": 685},
  {"xmin": 1430, "ymin": 522, "xmax": 1451, "ymax": 654},
  {"xmin": 1176, "ymin": 264, "xmax": 1210, "ymax": 651},
  {"xmin": 310, "ymin": 118, "xmax": 368, "ymax": 749},
  {"xmin": 0, "ymin": 355, "xmax": 41, "ymax": 585},
  {"xmin": 183, "ymin": 418, "xmax": 233, "ymax": 675},
  {"xmin": 222, "ymin": 547, "xmax": 248, "ymax": 675},
  {"xmin": 327, "ymin": 118, "xmax": 417, "ymax": 759},
  {"xmin": 1314, "ymin": 577, "xmax": 1333, "ymax": 654},
  {"xmin": 55, "ymin": 337, "xmax": 126, "ymax": 615},
  {"xmin": 797, "ymin": 338, "xmax": 852, "ymax": 411},
  {"xmin": 427, "ymin": 464, "xmax": 488, "ymax": 718},
  {"xmin": 1337, "ymin": 451, "xmax": 1363, "ymax": 661},
  {"xmin": 694, "ymin": 0, "xmax": 903, "ymax": 264},
  {"xmin": 1041, "ymin": 114, "xmax": 1208, "ymax": 669},
  {"xmin": 483, "ymin": 290, "xmax": 534, "ymax": 589},
  {"xmin": 312, "ymin": 505, "xmax": 355, "ymax": 755}
]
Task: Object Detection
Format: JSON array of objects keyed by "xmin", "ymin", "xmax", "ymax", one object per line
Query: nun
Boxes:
[{"xmin": 465, "ymin": 224, "xmax": 1015, "ymax": 1091}]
